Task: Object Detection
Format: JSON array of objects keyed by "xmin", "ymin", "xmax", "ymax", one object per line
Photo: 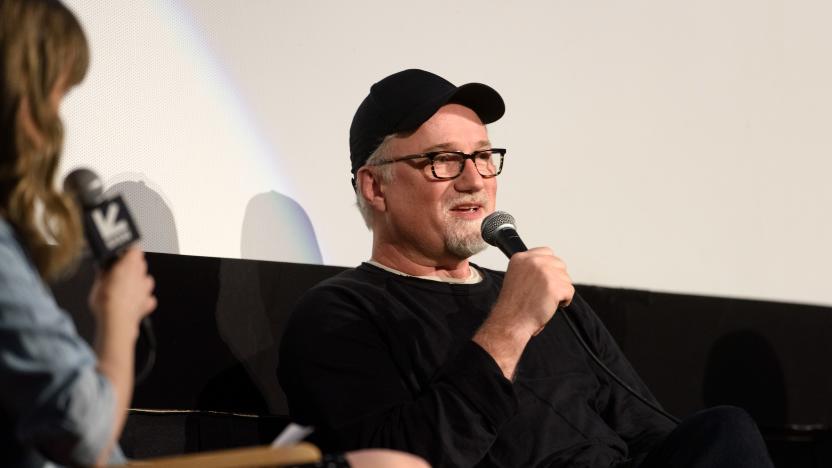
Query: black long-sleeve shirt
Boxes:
[{"xmin": 278, "ymin": 263, "xmax": 674, "ymax": 467}]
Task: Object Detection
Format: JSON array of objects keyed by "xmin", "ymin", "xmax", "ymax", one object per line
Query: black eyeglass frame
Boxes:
[{"xmin": 368, "ymin": 148, "xmax": 507, "ymax": 180}]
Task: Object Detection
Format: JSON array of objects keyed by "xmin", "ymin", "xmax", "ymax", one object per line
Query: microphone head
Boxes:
[
  {"xmin": 64, "ymin": 168, "xmax": 141, "ymax": 263},
  {"xmin": 481, "ymin": 210, "xmax": 517, "ymax": 246},
  {"xmin": 63, "ymin": 168, "xmax": 104, "ymax": 207}
]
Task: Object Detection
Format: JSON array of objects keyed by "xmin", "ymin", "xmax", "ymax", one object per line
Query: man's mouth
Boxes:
[{"xmin": 450, "ymin": 204, "xmax": 483, "ymax": 214}]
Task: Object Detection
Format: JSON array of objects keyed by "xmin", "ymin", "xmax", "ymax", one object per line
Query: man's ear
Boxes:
[{"xmin": 357, "ymin": 167, "xmax": 387, "ymax": 212}]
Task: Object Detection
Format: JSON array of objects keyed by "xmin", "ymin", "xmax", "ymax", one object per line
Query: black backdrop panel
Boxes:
[
  {"xmin": 53, "ymin": 252, "xmax": 344, "ymax": 415},
  {"xmin": 578, "ymin": 286, "xmax": 832, "ymax": 427},
  {"xmin": 51, "ymin": 253, "xmax": 832, "ymax": 464}
]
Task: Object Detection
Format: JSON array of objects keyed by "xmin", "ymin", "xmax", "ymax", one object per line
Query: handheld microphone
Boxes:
[
  {"xmin": 63, "ymin": 168, "xmax": 141, "ymax": 265},
  {"xmin": 480, "ymin": 211, "xmax": 527, "ymax": 257},
  {"xmin": 63, "ymin": 168, "xmax": 155, "ymax": 382}
]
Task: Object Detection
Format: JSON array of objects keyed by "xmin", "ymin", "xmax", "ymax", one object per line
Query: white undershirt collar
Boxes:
[{"xmin": 367, "ymin": 259, "xmax": 483, "ymax": 284}]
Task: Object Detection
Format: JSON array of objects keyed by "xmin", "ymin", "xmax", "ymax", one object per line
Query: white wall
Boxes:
[{"xmin": 60, "ymin": 0, "xmax": 832, "ymax": 306}]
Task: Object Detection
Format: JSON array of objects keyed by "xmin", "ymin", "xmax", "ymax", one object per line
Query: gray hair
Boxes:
[{"xmin": 355, "ymin": 135, "xmax": 397, "ymax": 228}]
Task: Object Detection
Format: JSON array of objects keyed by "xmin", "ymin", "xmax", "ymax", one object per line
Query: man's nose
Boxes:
[{"xmin": 454, "ymin": 159, "xmax": 485, "ymax": 192}]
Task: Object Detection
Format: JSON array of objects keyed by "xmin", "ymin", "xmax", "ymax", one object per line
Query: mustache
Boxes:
[{"xmin": 443, "ymin": 194, "xmax": 490, "ymax": 210}]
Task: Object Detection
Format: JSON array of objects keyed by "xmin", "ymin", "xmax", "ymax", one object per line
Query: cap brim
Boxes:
[
  {"xmin": 395, "ymin": 82, "xmax": 505, "ymax": 133},
  {"xmin": 449, "ymin": 83, "xmax": 505, "ymax": 125}
]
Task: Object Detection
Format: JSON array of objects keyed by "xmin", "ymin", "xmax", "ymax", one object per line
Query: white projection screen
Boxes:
[{"xmin": 59, "ymin": 1, "xmax": 831, "ymax": 307}]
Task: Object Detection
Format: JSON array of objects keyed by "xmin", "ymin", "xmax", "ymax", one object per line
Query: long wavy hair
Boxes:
[{"xmin": 0, "ymin": 0, "xmax": 89, "ymax": 279}]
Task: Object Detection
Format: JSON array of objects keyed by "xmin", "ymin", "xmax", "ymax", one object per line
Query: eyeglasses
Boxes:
[{"xmin": 368, "ymin": 148, "xmax": 506, "ymax": 180}]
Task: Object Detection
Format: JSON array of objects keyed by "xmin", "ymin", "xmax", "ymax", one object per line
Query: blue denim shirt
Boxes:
[{"xmin": 0, "ymin": 218, "xmax": 125, "ymax": 467}]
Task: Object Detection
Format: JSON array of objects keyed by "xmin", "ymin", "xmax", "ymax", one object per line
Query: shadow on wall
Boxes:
[
  {"xmin": 105, "ymin": 178, "xmax": 180, "ymax": 254},
  {"xmin": 104, "ymin": 180, "xmax": 323, "ymax": 415},
  {"xmin": 108, "ymin": 180, "xmax": 323, "ymax": 264},
  {"xmin": 105, "ymin": 176, "xmax": 279, "ymax": 447},
  {"xmin": 702, "ymin": 330, "xmax": 787, "ymax": 429},
  {"xmin": 241, "ymin": 191, "xmax": 322, "ymax": 264}
]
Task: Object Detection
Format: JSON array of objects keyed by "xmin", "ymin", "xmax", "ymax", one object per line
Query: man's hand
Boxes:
[
  {"xmin": 494, "ymin": 247, "xmax": 574, "ymax": 336},
  {"xmin": 473, "ymin": 247, "xmax": 574, "ymax": 379}
]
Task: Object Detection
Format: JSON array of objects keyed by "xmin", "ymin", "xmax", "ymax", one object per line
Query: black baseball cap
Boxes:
[{"xmin": 349, "ymin": 69, "xmax": 505, "ymax": 186}]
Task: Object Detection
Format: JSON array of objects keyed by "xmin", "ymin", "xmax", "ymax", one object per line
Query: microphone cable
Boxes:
[
  {"xmin": 560, "ymin": 307, "xmax": 680, "ymax": 425},
  {"xmin": 481, "ymin": 210, "xmax": 680, "ymax": 425},
  {"xmin": 135, "ymin": 319, "xmax": 156, "ymax": 384}
]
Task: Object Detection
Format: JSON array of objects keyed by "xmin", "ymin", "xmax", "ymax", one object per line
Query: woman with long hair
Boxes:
[{"xmin": 0, "ymin": 0, "xmax": 156, "ymax": 466}]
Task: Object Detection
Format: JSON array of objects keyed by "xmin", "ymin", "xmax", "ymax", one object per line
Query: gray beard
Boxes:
[{"xmin": 444, "ymin": 218, "xmax": 487, "ymax": 259}]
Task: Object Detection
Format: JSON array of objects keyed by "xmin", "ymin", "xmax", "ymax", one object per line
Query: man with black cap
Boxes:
[{"xmin": 278, "ymin": 69, "xmax": 774, "ymax": 468}]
